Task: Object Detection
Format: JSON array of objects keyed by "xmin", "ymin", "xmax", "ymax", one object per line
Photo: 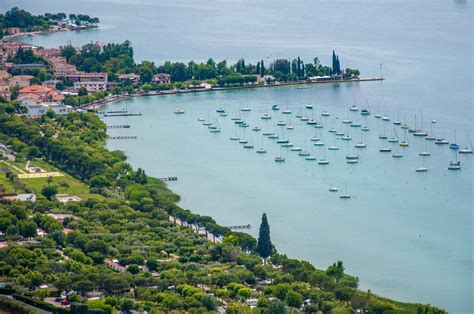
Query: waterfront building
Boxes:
[
  {"xmin": 152, "ymin": 73, "xmax": 171, "ymax": 84},
  {"xmin": 73, "ymin": 80, "xmax": 107, "ymax": 92},
  {"xmin": 19, "ymin": 85, "xmax": 64, "ymax": 103}
]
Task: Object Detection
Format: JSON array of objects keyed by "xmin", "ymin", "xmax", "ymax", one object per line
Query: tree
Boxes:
[
  {"xmin": 327, "ymin": 260, "xmax": 345, "ymax": 283},
  {"xmin": 257, "ymin": 213, "xmax": 272, "ymax": 261},
  {"xmin": 41, "ymin": 185, "xmax": 57, "ymax": 200},
  {"xmin": 78, "ymin": 87, "xmax": 88, "ymax": 96},
  {"xmin": 19, "ymin": 220, "xmax": 37, "ymax": 238},
  {"xmin": 285, "ymin": 290, "xmax": 303, "ymax": 308}
]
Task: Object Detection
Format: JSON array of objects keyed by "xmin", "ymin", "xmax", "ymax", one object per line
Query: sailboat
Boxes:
[
  {"xmin": 256, "ymin": 135, "xmax": 267, "ymax": 154},
  {"xmin": 243, "ymin": 135, "xmax": 254, "ymax": 149},
  {"xmin": 392, "ymin": 129, "xmax": 403, "ymax": 157},
  {"xmin": 318, "ymin": 147, "xmax": 330, "ymax": 164},
  {"xmin": 209, "ymin": 119, "xmax": 221, "ymax": 133},
  {"xmin": 321, "ymin": 110, "xmax": 330, "ymax": 117},
  {"xmin": 379, "ymin": 122, "xmax": 388, "ymax": 139},
  {"xmin": 272, "ymin": 104, "xmax": 280, "ymax": 111},
  {"xmin": 314, "ymin": 128, "xmax": 325, "ymax": 146},
  {"xmin": 274, "ymin": 146, "xmax": 285, "ymax": 162},
  {"xmin": 393, "ymin": 109, "xmax": 401, "ymax": 125},
  {"xmin": 339, "ymin": 182, "xmax": 351, "ymax": 199},
  {"xmin": 355, "ymin": 129, "xmax": 366, "ymax": 148},
  {"xmin": 419, "ymin": 138, "xmax": 431, "ymax": 156},
  {"xmin": 230, "ymin": 124, "xmax": 239, "ymax": 140},
  {"xmin": 448, "ymin": 151, "xmax": 461, "ymax": 170},
  {"xmin": 388, "ymin": 127, "xmax": 398, "ymax": 143},
  {"xmin": 415, "ymin": 156, "xmax": 429, "ymax": 172},
  {"xmin": 299, "ymin": 140, "xmax": 310, "ymax": 157},
  {"xmin": 261, "ymin": 113, "xmax": 272, "ymax": 120},
  {"xmin": 459, "ymin": 134, "xmax": 473, "ymax": 153},
  {"xmin": 295, "ymin": 106, "xmax": 303, "ymax": 118},
  {"xmin": 329, "ymin": 185, "xmax": 339, "ymax": 192},
  {"xmin": 203, "ymin": 111, "xmax": 212, "ymax": 126},
  {"xmin": 328, "ymin": 134, "xmax": 340, "ymax": 150},
  {"xmin": 449, "ymin": 130, "xmax": 459, "ymax": 150},
  {"xmin": 413, "ymin": 111, "xmax": 428, "ymax": 136},
  {"xmin": 174, "ymin": 108, "xmax": 185, "ymax": 114},
  {"xmin": 399, "ymin": 128, "xmax": 409, "ymax": 147},
  {"xmin": 425, "ymin": 121, "xmax": 436, "ymax": 140},
  {"xmin": 286, "ymin": 117, "xmax": 294, "ymax": 130}
]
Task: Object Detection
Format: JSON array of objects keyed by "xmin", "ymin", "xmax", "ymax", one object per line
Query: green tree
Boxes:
[
  {"xmin": 327, "ymin": 261, "xmax": 345, "ymax": 283},
  {"xmin": 285, "ymin": 290, "xmax": 303, "ymax": 308},
  {"xmin": 19, "ymin": 220, "xmax": 37, "ymax": 238},
  {"xmin": 41, "ymin": 185, "xmax": 57, "ymax": 200},
  {"xmin": 257, "ymin": 213, "xmax": 272, "ymax": 261},
  {"xmin": 78, "ymin": 87, "xmax": 88, "ymax": 96}
]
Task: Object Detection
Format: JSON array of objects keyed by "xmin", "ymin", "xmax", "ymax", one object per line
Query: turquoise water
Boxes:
[{"xmin": 3, "ymin": 0, "xmax": 472, "ymax": 312}]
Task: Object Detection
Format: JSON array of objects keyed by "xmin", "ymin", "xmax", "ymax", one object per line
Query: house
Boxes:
[
  {"xmin": 18, "ymin": 85, "xmax": 64, "ymax": 103},
  {"xmin": 0, "ymin": 81, "xmax": 11, "ymax": 100},
  {"xmin": 104, "ymin": 259, "xmax": 127, "ymax": 272},
  {"xmin": 24, "ymin": 102, "xmax": 73, "ymax": 117},
  {"xmin": 0, "ymin": 70, "xmax": 11, "ymax": 80},
  {"xmin": 5, "ymin": 28, "xmax": 21, "ymax": 35},
  {"xmin": 42, "ymin": 80, "xmax": 62, "ymax": 89},
  {"xmin": 9, "ymin": 75, "xmax": 33, "ymax": 88},
  {"xmin": 118, "ymin": 73, "xmax": 140, "ymax": 82},
  {"xmin": 152, "ymin": 73, "xmax": 171, "ymax": 84},
  {"xmin": 13, "ymin": 64, "xmax": 47, "ymax": 70},
  {"xmin": 37, "ymin": 228, "xmax": 48, "ymax": 237},
  {"xmin": 73, "ymin": 81, "xmax": 107, "ymax": 92},
  {"xmin": 0, "ymin": 193, "xmax": 37, "ymax": 202},
  {"xmin": 56, "ymin": 71, "xmax": 107, "ymax": 83},
  {"xmin": 56, "ymin": 194, "xmax": 81, "ymax": 203}
]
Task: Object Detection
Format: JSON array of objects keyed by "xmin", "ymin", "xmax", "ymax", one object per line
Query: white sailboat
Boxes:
[{"xmin": 339, "ymin": 182, "xmax": 351, "ymax": 199}]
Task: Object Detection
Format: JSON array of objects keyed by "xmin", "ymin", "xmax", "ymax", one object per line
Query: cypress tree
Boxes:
[
  {"xmin": 260, "ymin": 60, "xmax": 265, "ymax": 76},
  {"xmin": 257, "ymin": 213, "xmax": 272, "ymax": 261},
  {"xmin": 332, "ymin": 50, "xmax": 336, "ymax": 75},
  {"xmin": 256, "ymin": 62, "xmax": 261, "ymax": 76}
]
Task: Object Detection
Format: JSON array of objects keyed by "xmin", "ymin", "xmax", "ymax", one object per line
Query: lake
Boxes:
[{"xmin": 2, "ymin": 0, "xmax": 472, "ymax": 312}]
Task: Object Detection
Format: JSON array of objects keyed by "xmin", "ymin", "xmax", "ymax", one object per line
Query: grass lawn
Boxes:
[
  {"xmin": 0, "ymin": 172, "xmax": 16, "ymax": 193},
  {"xmin": 1, "ymin": 158, "xmax": 103, "ymax": 200}
]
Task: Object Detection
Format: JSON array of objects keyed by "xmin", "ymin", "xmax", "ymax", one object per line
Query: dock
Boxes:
[
  {"xmin": 103, "ymin": 113, "xmax": 142, "ymax": 117},
  {"xmin": 108, "ymin": 136, "xmax": 137, "ymax": 140},
  {"xmin": 107, "ymin": 125, "xmax": 131, "ymax": 129},
  {"xmin": 159, "ymin": 177, "xmax": 178, "ymax": 181},
  {"xmin": 228, "ymin": 224, "xmax": 251, "ymax": 230}
]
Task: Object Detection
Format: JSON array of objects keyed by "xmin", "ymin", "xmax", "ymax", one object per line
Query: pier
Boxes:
[
  {"xmin": 159, "ymin": 177, "xmax": 178, "ymax": 181},
  {"xmin": 228, "ymin": 224, "xmax": 251, "ymax": 230},
  {"xmin": 103, "ymin": 113, "xmax": 142, "ymax": 117},
  {"xmin": 107, "ymin": 125, "xmax": 131, "ymax": 129},
  {"xmin": 108, "ymin": 136, "xmax": 137, "ymax": 140}
]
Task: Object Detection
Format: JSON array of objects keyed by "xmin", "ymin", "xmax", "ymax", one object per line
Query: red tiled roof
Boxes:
[{"xmin": 19, "ymin": 85, "xmax": 53, "ymax": 94}]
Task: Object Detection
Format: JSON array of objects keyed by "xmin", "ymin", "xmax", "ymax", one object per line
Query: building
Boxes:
[
  {"xmin": 18, "ymin": 85, "xmax": 64, "ymax": 103},
  {"xmin": 24, "ymin": 102, "xmax": 73, "ymax": 117},
  {"xmin": 73, "ymin": 81, "xmax": 107, "ymax": 92},
  {"xmin": 9, "ymin": 75, "xmax": 33, "ymax": 88},
  {"xmin": 152, "ymin": 73, "xmax": 171, "ymax": 84},
  {"xmin": 0, "ymin": 193, "xmax": 36, "ymax": 202},
  {"xmin": 13, "ymin": 63, "xmax": 47, "ymax": 70},
  {"xmin": 104, "ymin": 259, "xmax": 127, "ymax": 272},
  {"xmin": 0, "ymin": 81, "xmax": 11, "ymax": 100},
  {"xmin": 0, "ymin": 70, "xmax": 11, "ymax": 81},
  {"xmin": 5, "ymin": 28, "xmax": 21, "ymax": 35},
  {"xmin": 42, "ymin": 80, "xmax": 62, "ymax": 89},
  {"xmin": 118, "ymin": 73, "xmax": 140, "ymax": 82},
  {"xmin": 56, "ymin": 71, "xmax": 107, "ymax": 83}
]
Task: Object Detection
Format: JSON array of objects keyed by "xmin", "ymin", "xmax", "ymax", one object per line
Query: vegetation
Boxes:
[
  {"xmin": 0, "ymin": 7, "xmax": 99, "ymax": 39},
  {"xmin": 59, "ymin": 41, "xmax": 360, "ymax": 91},
  {"xmin": 0, "ymin": 103, "xmax": 446, "ymax": 313}
]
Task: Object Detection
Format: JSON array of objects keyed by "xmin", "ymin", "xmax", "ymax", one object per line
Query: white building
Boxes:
[
  {"xmin": 25, "ymin": 102, "xmax": 73, "ymax": 117},
  {"xmin": 73, "ymin": 81, "xmax": 107, "ymax": 92}
]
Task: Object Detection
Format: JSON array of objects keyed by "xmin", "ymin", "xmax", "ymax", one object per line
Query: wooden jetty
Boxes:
[
  {"xmin": 159, "ymin": 177, "xmax": 178, "ymax": 181},
  {"xmin": 107, "ymin": 125, "xmax": 131, "ymax": 129},
  {"xmin": 108, "ymin": 136, "xmax": 137, "ymax": 140},
  {"xmin": 103, "ymin": 113, "xmax": 142, "ymax": 117},
  {"xmin": 228, "ymin": 224, "xmax": 251, "ymax": 230}
]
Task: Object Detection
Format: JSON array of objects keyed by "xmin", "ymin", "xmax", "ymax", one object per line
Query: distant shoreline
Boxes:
[{"xmin": 85, "ymin": 77, "xmax": 384, "ymax": 110}]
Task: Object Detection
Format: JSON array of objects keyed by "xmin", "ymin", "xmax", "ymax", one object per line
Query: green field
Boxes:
[{"xmin": 0, "ymin": 159, "xmax": 103, "ymax": 200}]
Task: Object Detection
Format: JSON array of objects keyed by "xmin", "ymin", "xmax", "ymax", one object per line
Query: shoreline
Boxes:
[
  {"xmin": 2, "ymin": 26, "xmax": 98, "ymax": 42},
  {"xmin": 84, "ymin": 77, "xmax": 384, "ymax": 110}
]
